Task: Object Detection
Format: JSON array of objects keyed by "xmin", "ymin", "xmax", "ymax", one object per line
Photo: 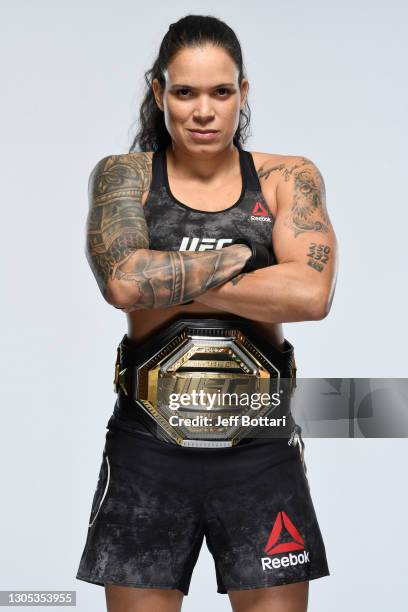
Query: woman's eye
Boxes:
[{"xmin": 176, "ymin": 89, "xmax": 191, "ymax": 97}]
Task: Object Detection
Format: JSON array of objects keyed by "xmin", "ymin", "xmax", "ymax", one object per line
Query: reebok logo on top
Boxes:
[
  {"xmin": 250, "ymin": 201, "xmax": 271, "ymax": 223},
  {"xmin": 261, "ymin": 511, "xmax": 310, "ymax": 571}
]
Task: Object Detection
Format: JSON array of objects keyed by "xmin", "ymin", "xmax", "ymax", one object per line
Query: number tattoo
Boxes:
[{"xmin": 306, "ymin": 242, "xmax": 331, "ymax": 272}]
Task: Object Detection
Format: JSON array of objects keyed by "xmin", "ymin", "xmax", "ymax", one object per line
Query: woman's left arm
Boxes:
[{"xmin": 194, "ymin": 156, "xmax": 338, "ymax": 324}]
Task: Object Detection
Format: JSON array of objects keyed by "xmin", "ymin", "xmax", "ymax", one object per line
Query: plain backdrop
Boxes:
[{"xmin": 1, "ymin": 1, "xmax": 407, "ymax": 610}]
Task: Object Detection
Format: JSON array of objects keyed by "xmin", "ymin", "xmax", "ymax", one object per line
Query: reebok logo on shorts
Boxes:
[
  {"xmin": 250, "ymin": 201, "xmax": 272, "ymax": 223},
  {"xmin": 261, "ymin": 511, "xmax": 310, "ymax": 571}
]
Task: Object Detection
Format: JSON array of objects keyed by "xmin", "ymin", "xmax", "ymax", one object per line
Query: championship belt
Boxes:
[{"xmin": 113, "ymin": 318, "xmax": 297, "ymax": 448}]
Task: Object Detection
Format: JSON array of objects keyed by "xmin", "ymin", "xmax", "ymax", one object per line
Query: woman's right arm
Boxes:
[{"xmin": 85, "ymin": 153, "xmax": 251, "ymax": 310}]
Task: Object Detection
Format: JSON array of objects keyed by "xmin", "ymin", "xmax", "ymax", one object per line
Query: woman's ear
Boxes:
[
  {"xmin": 240, "ymin": 78, "xmax": 249, "ymax": 110},
  {"xmin": 152, "ymin": 79, "xmax": 164, "ymax": 111}
]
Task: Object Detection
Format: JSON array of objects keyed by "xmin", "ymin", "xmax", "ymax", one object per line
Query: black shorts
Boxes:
[{"xmin": 76, "ymin": 415, "xmax": 330, "ymax": 595}]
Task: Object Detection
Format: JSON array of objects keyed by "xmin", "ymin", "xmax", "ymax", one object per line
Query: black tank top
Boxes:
[{"xmin": 143, "ymin": 146, "xmax": 276, "ymax": 262}]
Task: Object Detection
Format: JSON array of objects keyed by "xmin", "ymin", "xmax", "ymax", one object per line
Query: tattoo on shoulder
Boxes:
[
  {"xmin": 284, "ymin": 157, "xmax": 330, "ymax": 237},
  {"xmin": 256, "ymin": 156, "xmax": 330, "ymax": 238},
  {"xmin": 306, "ymin": 242, "xmax": 331, "ymax": 272},
  {"xmin": 256, "ymin": 156, "xmax": 308, "ymax": 182},
  {"xmin": 257, "ymin": 162, "xmax": 286, "ymax": 182}
]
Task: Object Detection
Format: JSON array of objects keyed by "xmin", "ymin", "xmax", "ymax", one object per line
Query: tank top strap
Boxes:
[
  {"xmin": 148, "ymin": 148, "xmax": 166, "ymax": 191},
  {"xmin": 239, "ymin": 148, "xmax": 262, "ymax": 192}
]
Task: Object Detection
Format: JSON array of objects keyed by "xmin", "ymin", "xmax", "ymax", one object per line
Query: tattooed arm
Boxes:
[
  {"xmin": 194, "ymin": 156, "xmax": 338, "ymax": 323},
  {"xmin": 85, "ymin": 153, "xmax": 251, "ymax": 310}
]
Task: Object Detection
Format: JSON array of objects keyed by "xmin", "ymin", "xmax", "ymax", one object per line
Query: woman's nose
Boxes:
[{"xmin": 193, "ymin": 96, "xmax": 215, "ymax": 120}]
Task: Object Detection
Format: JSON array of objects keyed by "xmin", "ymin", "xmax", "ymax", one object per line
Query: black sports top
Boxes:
[{"xmin": 143, "ymin": 146, "xmax": 277, "ymax": 261}]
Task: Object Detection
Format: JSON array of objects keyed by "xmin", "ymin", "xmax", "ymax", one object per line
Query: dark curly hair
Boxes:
[{"xmin": 129, "ymin": 14, "xmax": 251, "ymax": 153}]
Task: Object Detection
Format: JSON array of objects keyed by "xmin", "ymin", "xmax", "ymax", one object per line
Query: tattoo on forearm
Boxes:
[
  {"xmin": 306, "ymin": 242, "xmax": 331, "ymax": 272},
  {"xmin": 116, "ymin": 245, "xmax": 251, "ymax": 312},
  {"xmin": 230, "ymin": 273, "xmax": 245, "ymax": 286}
]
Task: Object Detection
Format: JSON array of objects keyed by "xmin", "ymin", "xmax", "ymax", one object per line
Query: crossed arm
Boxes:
[
  {"xmin": 194, "ymin": 156, "xmax": 338, "ymax": 323},
  {"xmin": 85, "ymin": 152, "xmax": 251, "ymax": 310},
  {"xmin": 85, "ymin": 152, "xmax": 337, "ymax": 323}
]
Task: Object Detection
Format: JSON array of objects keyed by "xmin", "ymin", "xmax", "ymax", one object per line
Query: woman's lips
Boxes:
[{"xmin": 187, "ymin": 129, "xmax": 219, "ymax": 141}]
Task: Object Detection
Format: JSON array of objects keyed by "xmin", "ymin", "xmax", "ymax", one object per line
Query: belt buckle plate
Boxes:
[{"xmin": 130, "ymin": 324, "xmax": 289, "ymax": 447}]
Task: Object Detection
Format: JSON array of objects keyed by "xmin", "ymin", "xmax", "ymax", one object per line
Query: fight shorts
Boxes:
[{"xmin": 76, "ymin": 318, "xmax": 330, "ymax": 594}]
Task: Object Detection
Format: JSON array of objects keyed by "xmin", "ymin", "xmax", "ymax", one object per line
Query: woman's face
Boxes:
[{"xmin": 152, "ymin": 44, "xmax": 249, "ymax": 154}]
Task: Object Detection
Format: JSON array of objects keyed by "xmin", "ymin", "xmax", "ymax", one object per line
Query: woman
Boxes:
[{"xmin": 76, "ymin": 14, "xmax": 337, "ymax": 612}]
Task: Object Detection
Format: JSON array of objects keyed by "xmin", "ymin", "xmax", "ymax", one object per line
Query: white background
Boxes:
[{"xmin": 1, "ymin": 1, "xmax": 407, "ymax": 610}]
